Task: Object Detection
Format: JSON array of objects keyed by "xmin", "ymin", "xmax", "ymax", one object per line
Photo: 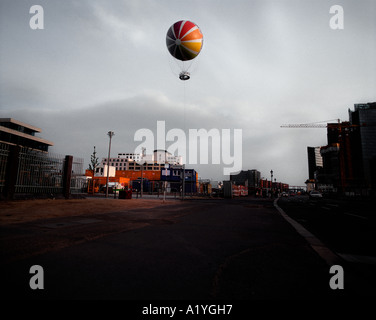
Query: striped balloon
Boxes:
[{"xmin": 166, "ymin": 20, "xmax": 203, "ymax": 61}]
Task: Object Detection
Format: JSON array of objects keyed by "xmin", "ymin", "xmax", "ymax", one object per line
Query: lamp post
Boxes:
[
  {"xmin": 270, "ymin": 170, "xmax": 273, "ymax": 189},
  {"xmin": 140, "ymin": 147, "xmax": 146, "ymax": 198},
  {"xmin": 140, "ymin": 161, "xmax": 145, "ymax": 198},
  {"xmin": 106, "ymin": 131, "xmax": 114, "ymax": 198},
  {"xmin": 270, "ymin": 170, "xmax": 273, "ymax": 197},
  {"xmin": 182, "ymin": 164, "xmax": 185, "ymax": 201},
  {"xmin": 274, "ymin": 178, "xmax": 277, "ymax": 196}
]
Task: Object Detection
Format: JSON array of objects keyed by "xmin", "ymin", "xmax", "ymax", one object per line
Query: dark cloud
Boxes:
[{"xmin": 1, "ymin": 0, "xmax": 375, "ymax": 185}]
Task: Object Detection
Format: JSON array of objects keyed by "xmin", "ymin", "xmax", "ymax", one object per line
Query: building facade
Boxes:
[
  {"xmin": 307, "ymin": 147, "xmax": 323, "ymax": 180},
  {"xmin": 0, "ymin": 118, "xmax": 53, "ymax": 152},
  {"xmin": 315, "ymin": 102, "xmax": 376, "ymax": 195},
  {"xmin": 160, "ymin": 165, "xmax": 198, "ymax": 193},
  {"xmin": 230, "ymin": 169, "xmax": 261, "ymax": 188},
  {"xmin": 349, "ymin": 102, "xmax": 376, "ymax": 189},
  {"xmin": 90, "ymin": 150, "xmax": 189, "ymax": 193},
  {"xmin": 101, "ymin": 150, "xmax": 182, "ymax": 171}
]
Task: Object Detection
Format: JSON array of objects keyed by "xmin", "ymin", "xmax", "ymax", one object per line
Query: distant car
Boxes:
[
  {"xmin": 309, "ymin": 190, "xmax": 323, "ymax": 199},
  {"xmin": 281, "ymin": 192, "xmax": 288, "ymax": 197}
]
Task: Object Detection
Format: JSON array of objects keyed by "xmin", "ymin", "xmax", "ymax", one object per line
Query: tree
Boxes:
[{"xmin": 88, "ymin": 146, "xmax": 99, "ymax": 176}]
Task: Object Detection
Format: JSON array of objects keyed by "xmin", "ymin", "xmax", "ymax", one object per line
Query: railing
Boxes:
[
  {"xmin": 71, "ymin": 157, "xmax": 86, "ymax": 194},
  {"xmin": 0, "ymin": 143, "xmax": 10, "ymax": 194},
  {"xmin": 15, "ymin": 148, "xmax": 65, "ymax": 195}
]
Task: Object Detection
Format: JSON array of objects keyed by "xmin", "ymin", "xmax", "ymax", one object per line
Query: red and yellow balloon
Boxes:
[{"xmin": 166, "ymin": 20, "xmax": 203, "ymax": 62}]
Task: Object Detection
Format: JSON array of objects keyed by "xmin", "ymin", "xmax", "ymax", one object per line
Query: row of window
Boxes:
[
  {"xmin": 96, "ymin": 167, "xmax": 194, "ymax": 175},
  {"xmin": 103, "ymin": 158, "xmax": 136, "ymax": 163},
  {"xmin": 168, "ymin": 170, "xmax": 193, "ymax": 177},
  {"xmin": 103, "ymin": 157, "xmax": 180, "ymax": 163},
  {"xmin": 101, "ymin": 163, "xmax": 166, "ymax": 171}
]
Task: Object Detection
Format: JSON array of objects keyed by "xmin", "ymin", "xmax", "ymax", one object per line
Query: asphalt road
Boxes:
[{"xmin": 1, "ymin": 197, "xmax": 373, "ymax": 301}]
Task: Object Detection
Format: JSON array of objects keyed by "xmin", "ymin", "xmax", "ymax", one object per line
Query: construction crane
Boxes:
[
  {"xmin": 281, "ymin": 118, "xmax": 376, "ymax": 194},
  {"xmin": 280, "ymin": 118, "xmax": 353, "ymax": 194},
  {"xmin": 280, "ymin": 119, "xmax": 341, "ymax": 128},
  {"xmin": 280, "ymin": 119, "xmax": 376, "ymax": 129}
]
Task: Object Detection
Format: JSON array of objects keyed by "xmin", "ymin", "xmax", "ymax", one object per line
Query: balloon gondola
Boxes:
[{"xmin": 179, "ymin": 71, "xmax": 190, "ymax": 81}]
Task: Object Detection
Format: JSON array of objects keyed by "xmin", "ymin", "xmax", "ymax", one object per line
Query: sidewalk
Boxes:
[{"xmin": 274, "ymin": 198, "xmax": 375, "ymax": 298}]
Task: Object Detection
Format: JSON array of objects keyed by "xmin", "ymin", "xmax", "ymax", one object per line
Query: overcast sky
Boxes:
[{"xmin": 1, "ymin": 0, "xmax": 375, "ymax": 186}]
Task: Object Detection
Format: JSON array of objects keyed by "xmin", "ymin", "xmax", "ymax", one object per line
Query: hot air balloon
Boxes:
[{"xmin": 166, "ymin": 20, "xmax": 203, "ymax": 80}]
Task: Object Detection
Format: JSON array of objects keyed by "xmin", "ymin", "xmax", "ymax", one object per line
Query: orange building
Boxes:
[{"xmin": 115, "ymin": 170, "xmax": 161, "ymax": 181}]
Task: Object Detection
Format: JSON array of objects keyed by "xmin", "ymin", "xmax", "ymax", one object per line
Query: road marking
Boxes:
[{"xmin": 343, "ymin": 212, "xmax": 368, "ymax": 220}]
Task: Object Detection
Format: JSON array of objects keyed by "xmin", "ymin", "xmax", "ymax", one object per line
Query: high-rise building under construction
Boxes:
[{"xmin": 348, "ymin": 102, "xmax": 376, "ymax": 189}]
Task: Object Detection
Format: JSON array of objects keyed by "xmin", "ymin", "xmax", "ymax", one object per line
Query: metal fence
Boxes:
[
  {"xmin": 0, "ymin": 143, "xmax": 9, "ymax": 194},
  {"xmin": 71, "ymin": 157, "xmax": 86, "ymax": 194},
  {"xmin": 15, "ymin": 148, "xmax": 65, "ymax": 195},
  {"xmin": 0, "ymin": 143, "xmax": 85, "ymax": 199}
]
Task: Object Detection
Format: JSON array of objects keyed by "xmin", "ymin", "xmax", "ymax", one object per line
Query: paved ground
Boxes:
[
  {"xmin": 0, "ymin": 197, "xmax": 177, "ymax": 225},
  {"xmin": 277, "ymin": 195, "xmax": 376, "ymax": 258},
  {"xmin": 1, "ymin": 196, "xmax": 373, "ymax": 302}
]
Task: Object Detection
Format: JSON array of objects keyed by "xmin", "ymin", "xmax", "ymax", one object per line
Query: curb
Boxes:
[{"xmin": 273, "ymin": 198, "xmax": 343, "ymax": 266}]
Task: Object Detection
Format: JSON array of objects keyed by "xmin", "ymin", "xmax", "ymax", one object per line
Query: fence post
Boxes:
[
  {"xmin": 3, "ymin": 145, "xmax": 21, "ymax": 200},
  {"xmin": 63, "ymin": 155, "xmax": 73, "ymax": 199}
]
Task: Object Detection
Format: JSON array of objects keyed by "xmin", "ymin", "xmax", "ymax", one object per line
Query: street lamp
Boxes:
[
  {"xmin": 274, "ymin": 178, "xmax": 277, "ymax": 195},
  {"xmin": 140, "ymin": 161, "xmax": 145, "ymax": 198},
  {"xmin": 106, "ymin": 131, "xmax": 114, "ymax": 198},
  {"xmin": 270, "ymin": 170, "xmax": 273, "ymax": 191},
  {"xmin": 139, "ymin": 148, "xmax": 146, "ymax": 198},
  {"xmin": 182, "ymin": 164, "xmax": 185, "ymax": 201}
]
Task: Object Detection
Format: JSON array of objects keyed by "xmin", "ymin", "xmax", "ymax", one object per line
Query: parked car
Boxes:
[{"xmin": 309, "ymin": 190, "xmax": 323, "ymax": 199}]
